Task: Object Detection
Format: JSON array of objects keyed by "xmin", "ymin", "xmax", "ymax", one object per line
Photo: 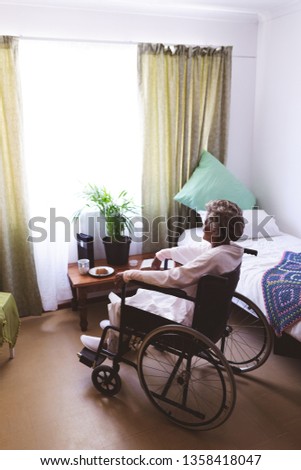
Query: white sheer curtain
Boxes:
[{"xmin": 19, "ymin": 40, "xmax": 141, "ymax": 311}]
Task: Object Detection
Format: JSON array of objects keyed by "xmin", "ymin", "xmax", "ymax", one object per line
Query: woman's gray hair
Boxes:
[{"xmin": 205, "ymin": 200, "xmax": 245, "ymax": 242}]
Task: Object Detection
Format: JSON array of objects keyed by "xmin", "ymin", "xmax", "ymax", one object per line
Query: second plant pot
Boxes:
[{"xmin": 102, "ymin": 236, "xmax": 131, "ymax": 266}]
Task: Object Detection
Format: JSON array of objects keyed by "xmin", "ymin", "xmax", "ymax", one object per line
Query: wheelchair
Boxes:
[{"xmin": 77, "ymin": 248, "xmax": 273, "ymax": 431}]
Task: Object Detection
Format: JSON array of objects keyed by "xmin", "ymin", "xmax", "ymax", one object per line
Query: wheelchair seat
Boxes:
[{"xmin": 120, "ymin": 264, "xmax": 241, "ymax": 346}]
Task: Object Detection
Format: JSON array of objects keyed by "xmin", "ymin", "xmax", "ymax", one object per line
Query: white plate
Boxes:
[{"xmin": 89, "ymin": 266, "xmax": 114, "ymax": 278}]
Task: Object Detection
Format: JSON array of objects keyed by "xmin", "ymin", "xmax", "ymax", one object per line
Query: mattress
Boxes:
[{"xmin": 178, "ymin": 229, "xmax": 301, "ymax": 342}]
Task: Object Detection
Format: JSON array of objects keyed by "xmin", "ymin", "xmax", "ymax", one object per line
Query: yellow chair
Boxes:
[{"xmin": 0, "ymin": 292, "xmax": 20, "ymax": 359}]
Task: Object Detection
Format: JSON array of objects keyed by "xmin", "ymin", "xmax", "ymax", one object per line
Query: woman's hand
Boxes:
[
  {"xmin": 151, "ymin": 257, "xmax": 162, "ymax": 270},
  {"xmin": 115, "ymin": 272, "xmax": 125, "ymax": 288}
]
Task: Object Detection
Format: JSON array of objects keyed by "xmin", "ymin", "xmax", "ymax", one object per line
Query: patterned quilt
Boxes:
[{"xmin": 262, "ymin": 251, "xmax": 301, "ymax": 336}]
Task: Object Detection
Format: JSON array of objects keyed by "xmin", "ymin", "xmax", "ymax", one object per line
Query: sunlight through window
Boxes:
[
  {"xmin": 18, "ymin": 40, "xmax": 142, "ymax": 307},
  {"xmin": 19, "ymin": 40, "xmax": 141, "ymax": 219}
]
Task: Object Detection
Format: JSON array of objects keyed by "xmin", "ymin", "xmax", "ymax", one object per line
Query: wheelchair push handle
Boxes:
[{"xmin": 243, "ymin": 248, "xmax": 258, "ymax": 256}]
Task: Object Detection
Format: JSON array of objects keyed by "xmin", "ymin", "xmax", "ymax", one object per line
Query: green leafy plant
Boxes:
[{"xmin": 74, "ymin": 184, "xmax": 138, "ymax": 240}]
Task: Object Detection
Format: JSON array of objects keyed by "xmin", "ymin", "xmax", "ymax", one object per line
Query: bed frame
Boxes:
[{"xmin": 273, "ymin": 332, "xmax": 301, "ymax": 359}]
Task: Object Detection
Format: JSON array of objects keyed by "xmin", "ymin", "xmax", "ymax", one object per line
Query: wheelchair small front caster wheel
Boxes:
[{"xmin": 91, "ymin": 365, "xmax": 121, "ymax": 396}]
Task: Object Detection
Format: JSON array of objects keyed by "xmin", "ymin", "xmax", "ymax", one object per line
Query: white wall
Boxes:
[
  {"xmin": 253, "ymin": 10, "xmax": 301, "ymax": 237},
  {"xmin": 0, "ymin": 4, "xmax": 258, "ymax": 189},
  {"xmin": 228, "ymin": 55, "xmax": 257, "ymax": 186}
]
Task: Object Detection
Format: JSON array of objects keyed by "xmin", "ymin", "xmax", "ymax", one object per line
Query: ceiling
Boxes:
[{"xmin": 0, "ymin": 0, "xmax": 300, "ymax": 19}]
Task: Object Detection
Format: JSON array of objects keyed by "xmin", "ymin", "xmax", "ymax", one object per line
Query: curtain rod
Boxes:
[{"xmin": 17, "ymin": 35, "xmax": 255, "ymax": 59}]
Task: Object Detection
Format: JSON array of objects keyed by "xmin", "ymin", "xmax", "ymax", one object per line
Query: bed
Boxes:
[
  {"xmin": 173, "ymin": 150, "xmax": 301, "ymax": 355},
  {"xmin": 177, "ymin": 209, "xmax": 301, "ymax": 352}
]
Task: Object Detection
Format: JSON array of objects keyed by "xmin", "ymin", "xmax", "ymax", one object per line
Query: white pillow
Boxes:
[{"xmin": 242, "ymin": 209, "xmax": 281, "ymax": 239}]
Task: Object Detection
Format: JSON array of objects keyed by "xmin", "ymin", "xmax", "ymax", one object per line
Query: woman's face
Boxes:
[
  {"xmin": 203, "ymin": 217, "xmax": 213, "ymax": 243},
  {"xmin": 203, "ymin": 215, "xmax": 227, "ymax": 245}
]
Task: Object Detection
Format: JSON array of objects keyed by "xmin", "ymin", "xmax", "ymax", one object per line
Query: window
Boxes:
[{"xmin": 19, "ymin": 40, "xmax": 141, "ymax": 309}]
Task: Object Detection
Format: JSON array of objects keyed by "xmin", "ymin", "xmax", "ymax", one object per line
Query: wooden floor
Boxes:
[{"xmin": 1, "ymin": 300, "xmax": 301, "ymax": 450}]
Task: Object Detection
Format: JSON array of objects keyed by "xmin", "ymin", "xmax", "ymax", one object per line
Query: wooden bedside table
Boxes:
[{"xmin": 68, "ymin": 252, "xmax": 155, "ymax": 331}]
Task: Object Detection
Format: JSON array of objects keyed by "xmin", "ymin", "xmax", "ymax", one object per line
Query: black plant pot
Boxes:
[{"xmin": 102, "ymin": 236, "xmax": 131, "ymax": 266}]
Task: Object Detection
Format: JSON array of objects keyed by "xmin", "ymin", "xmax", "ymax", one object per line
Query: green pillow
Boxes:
[{"xmin": 174, "ymin": 150, "xmax": 256, "ymax": 210}]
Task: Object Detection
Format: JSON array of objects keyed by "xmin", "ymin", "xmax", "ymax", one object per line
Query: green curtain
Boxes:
[
  {"xmin": 0, "ymin": 36, "xmax": 42, "ymax": 317},
  {"xmin": 138, "ymin": 44, "xmax": 232, "ymax": 251}
]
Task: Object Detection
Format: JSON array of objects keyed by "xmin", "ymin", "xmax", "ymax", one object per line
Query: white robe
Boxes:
[{"xmin": 108, "ymin": 241, "xmax": 244, "ymax": 328}]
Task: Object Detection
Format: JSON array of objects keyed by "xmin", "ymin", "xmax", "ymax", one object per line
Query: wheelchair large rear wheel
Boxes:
[
  {"xmin": 219, "ymin": 292, "xmax": 273, "ymax": 373},
  {"xmin": 137, "ymin": 325, "xmax": 236, "ymax": 431}
]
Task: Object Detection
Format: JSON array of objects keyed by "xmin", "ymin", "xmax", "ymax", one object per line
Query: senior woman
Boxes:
[{"xmin": 80, "ymin": 199, "xmax": 245, "ymax": 352}]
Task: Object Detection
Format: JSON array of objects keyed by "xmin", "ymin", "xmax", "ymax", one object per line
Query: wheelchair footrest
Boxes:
[{"xmin": 77, "ymin": 347, "xmax": 106, "ymax": 368}]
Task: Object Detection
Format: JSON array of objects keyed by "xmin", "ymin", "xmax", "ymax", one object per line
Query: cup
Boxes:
[
  {"xmin": 78, "ymin": 258, "xmax": 90, "ymax": 275},
  {"xmin": 129, "ymin": 259, "xmax": 138, "ymax": 267}
]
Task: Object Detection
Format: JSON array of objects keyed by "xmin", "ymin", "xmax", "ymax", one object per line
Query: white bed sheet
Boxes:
[{"xmin": 178, "ymin": 230, "xmax": 301, "ymax": 342}]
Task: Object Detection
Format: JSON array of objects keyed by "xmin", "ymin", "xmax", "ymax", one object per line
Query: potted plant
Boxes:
[{"xmin": 75, "ymin": 184, "xmax": 138, "ymax": 265}]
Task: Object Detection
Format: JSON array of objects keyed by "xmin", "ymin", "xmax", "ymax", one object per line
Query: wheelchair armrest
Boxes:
[{"xmin": 121, "ymin": 280, "xmax": 195, "ymax": 303}]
